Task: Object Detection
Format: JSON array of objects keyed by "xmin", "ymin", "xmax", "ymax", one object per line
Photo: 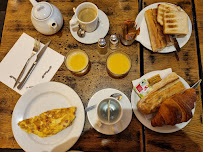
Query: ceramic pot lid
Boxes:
[{"xmin": 32, "ymin": 2, "xmax": 52, "ymax": 20}]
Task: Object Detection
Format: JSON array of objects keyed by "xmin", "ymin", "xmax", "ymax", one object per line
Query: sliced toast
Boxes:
[
  {"xmin": 157, "ymin": 3, "xmax": 181, "ymax": 26},
  {"xmin": 163, "ymin": 11, "xmax": 188, "ymax": 35}
]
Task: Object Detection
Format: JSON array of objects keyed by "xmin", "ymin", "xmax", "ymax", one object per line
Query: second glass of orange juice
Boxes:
[
  {"xmin": 65, "ymin": 49, "xmax": 90, "ymax": 76},
  {"xmin": 106, "ymin": 51, "xmax": 131, "ymax": 78}
]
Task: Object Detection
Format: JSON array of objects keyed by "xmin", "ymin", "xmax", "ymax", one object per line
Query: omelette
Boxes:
[{"xmin": 18, "ymin": 107, "xmax": 77, "ymax": 137}]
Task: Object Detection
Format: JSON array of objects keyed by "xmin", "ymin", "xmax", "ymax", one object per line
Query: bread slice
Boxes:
[
  {"xmin": 163, "ymin": 11, "xmax": 189, "ymax": 35},
  {"xmin": 137, "ymin": 72, "xmax": 186, "ymax": 114},
  {"xmin": 145, "ymin": 9, "xmax": 173, "ymax": 52},
  {"xmin": 157, "ymin": 3, "xmax": 181, "ymax": 26}
]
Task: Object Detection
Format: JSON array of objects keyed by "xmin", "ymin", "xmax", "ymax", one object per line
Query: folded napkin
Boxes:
[{"xmin": 0, "ymin": 33, "xmax": 64, "ymax": 95}]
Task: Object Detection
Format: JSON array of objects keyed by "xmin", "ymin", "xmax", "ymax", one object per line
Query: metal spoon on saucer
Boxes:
[
  {"xmin": 110, "ymin": 93, "xmax": 122, "ymax": 101},
  {"xmin": 77, "ymin": 25, "xmax": 85, "ymax": 38},
  {"xmin": 85, "ymin": 93, "xmax": 123, "ymax": 112}
]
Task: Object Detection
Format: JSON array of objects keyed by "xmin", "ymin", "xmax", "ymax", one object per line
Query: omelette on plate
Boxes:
[{"xmin": 18, "ymin": 107, "xmax": 76, "ymax": 137}]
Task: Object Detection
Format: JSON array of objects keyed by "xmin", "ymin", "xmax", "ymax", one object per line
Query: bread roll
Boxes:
[
  {"xmin": 137, "ymin": 72, "xmax": 186, "ymax": 114},
  {"xmin": 145, "ymin": 9, "xmax": 173, "ymax": 52}
]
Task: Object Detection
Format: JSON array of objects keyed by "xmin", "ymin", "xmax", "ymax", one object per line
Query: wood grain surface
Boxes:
[
  {"xmin": 0, "ymin": 0, "xmax": 143, "ymax": 151},
  {"xmin": 0, "ymin": 0, "xmax": 7, "ymax": 43},
  {"xmin": 142, "ymin": 0, "xmax": 203, "ymax": 152},
  {"xmin": 0, "ymin": 0, "xmax": 203, "ymax": 151},
  {"xmin": 194, "ymin": 0, "xmax": 203, "ymax": 63}
]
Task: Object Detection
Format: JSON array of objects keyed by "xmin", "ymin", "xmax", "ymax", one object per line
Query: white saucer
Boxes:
[
  {"xmin": 87, "ymin": 88, "xmax": 132, "ymax": 135},
  {"xmin": 70, "ymin": 9, "xmax": 109, "ymax": 44},
  {"xmin": 135, "ymin": 2, "xmax": 192, "ymax": 53}
]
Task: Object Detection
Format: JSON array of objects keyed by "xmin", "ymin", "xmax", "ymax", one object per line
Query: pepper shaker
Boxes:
[
  {"xmin": 109, "ymin": 34, "xmax": 119, "ymax": 50},
  {"xmin": 98, "ymin": 38, "xmax": 108, "ymax": 55}
]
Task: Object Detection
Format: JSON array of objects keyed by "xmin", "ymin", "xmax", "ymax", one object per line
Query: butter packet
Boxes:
[
  {"xmin": 147, "ymin": 74, "xmax": 162, "ymax": 86},
  {"xmin": 134, "ymin": 79, "xmax": 152, "ymax": 98}
]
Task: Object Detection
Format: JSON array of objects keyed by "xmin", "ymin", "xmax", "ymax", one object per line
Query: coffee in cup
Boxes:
[
  {"xmin": 69, "ymin": 2, "xmax": 99, "ymax": 32},
  {"xmin": 78, "ymin": 8, "xmax": 97, "ymax": 22}
]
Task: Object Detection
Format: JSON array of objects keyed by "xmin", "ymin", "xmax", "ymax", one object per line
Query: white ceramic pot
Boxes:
[{"xmin": 30, "ymin": 0, "xmax": 63, "ymax": 35}]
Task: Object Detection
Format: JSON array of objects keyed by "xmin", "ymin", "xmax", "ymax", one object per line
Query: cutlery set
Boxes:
[{"xmin": 14, "ymin": 40, "xmax": 51, "ymax": 90}]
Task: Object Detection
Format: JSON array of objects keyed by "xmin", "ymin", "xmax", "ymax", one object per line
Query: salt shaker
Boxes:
[
  {"xmin": 98, "ymin": 38, "xmax": 108, "ymax": 55},
  {"xmin": 109, "ymin": 34, "xmax": 119, "ymax": 50}
]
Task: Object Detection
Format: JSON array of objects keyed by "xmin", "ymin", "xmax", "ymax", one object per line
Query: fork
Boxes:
[{"xmin": 13, "ymin": 39, "xmax": 41, "ymax": 88}]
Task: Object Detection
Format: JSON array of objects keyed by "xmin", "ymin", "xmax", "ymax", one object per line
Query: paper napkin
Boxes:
[{"xmin": 0, "ymin": 33, "xmax": 64, "ymax": 95}]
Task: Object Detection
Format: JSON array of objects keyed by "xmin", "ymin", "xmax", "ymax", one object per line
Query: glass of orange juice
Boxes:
[
  {"xmin": 64, "ymin": 49, "xmax": 90, "ymax": 76},
  {"xmin": 106, "ymin": 51, "xmax": 131, "ymax": 78}
]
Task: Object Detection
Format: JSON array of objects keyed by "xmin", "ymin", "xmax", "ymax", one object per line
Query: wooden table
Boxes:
[{"xmin": 0, "ymin": 0, "xmax": 202, "ymax": 151}]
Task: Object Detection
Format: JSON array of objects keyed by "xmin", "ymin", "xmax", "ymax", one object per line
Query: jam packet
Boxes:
[{"xmin": 134, "ymin": 79, "xmax": 152, "ymax": 98}]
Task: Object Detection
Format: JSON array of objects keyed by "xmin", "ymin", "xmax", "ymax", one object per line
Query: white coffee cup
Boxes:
[
  {"xmin": 97, "ymin": 97, "xmax": 123, "ymax": 126},
  {"xmin": 69, "ymin": 2, "xmax": 99, "ymax": 33}
]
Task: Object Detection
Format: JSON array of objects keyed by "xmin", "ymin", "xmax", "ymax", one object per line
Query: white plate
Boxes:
[
  {"xmin": 135, "ymin": 2, "xmax": 192, "ymax": 53},
  {"xmin": 12, "ymin": 82, "xmax": 85, "ymax": 152},
  {"xmin": 87, "ymin": 88, "xmax": 132, "ymax": 135},
  {"xmin": 131, "ymin": 70, "xmax": 195, "ymax": 133},
  {"xmin": 70, "ymin": 9, "xmax": 109, "ymax": 44}
]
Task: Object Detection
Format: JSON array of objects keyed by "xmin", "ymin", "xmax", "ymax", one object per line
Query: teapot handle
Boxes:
[{"xmin": 29, "ymin": 0, "xmax": 38, "ymax": 6}]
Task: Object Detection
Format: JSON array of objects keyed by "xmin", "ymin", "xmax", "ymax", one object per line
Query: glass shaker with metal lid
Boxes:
[
  {"xmin": 98, "ymin": 38, "xmax": 108, "ymax": 55},
  {"xmin": 109, "ymin": 34, "xmax": 119, "ymax": 50}
]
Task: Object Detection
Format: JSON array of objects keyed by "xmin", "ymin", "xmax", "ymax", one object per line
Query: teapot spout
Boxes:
[
  {"xmin": 29, "ymin": 0, "xmax": 38, "ymax": 6},
  {"xmin": 48, "ymin": 20, "xmax": 58, "ymax": 31}
]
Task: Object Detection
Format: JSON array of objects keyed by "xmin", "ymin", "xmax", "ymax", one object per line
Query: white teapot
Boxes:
[{"xmin": 30, "ymin": 0, "xmax": 63, "ymax": 35}]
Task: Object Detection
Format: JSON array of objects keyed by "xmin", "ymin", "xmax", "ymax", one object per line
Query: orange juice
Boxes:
[
  {"xmin": 107, "ymin": 51, "xmax": 131, "ymax": 76},
  {"xmin": 65, "ymin": 49, "xmax": 89, "ymax": 72}
]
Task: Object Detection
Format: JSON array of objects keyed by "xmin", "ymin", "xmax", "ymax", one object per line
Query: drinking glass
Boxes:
[
  {"xmin": 64, "ymin": 49, "xmax": 90, "ymax": 76},
  {"xmin": 106, "ymin": 51, "xmax": 131, "ymax": 78}
]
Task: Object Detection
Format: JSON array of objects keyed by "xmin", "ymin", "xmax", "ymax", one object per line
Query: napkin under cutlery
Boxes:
[{"xmin": 0, "ymin": 33, "xmax": 64, "ymax": 95}]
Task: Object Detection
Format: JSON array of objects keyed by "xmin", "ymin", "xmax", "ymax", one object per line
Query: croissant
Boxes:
[{"xmin": 151, "ymin": 88, "xmax": 197, "ymax": 127}]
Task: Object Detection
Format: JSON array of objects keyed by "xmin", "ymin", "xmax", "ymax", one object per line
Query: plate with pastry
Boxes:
[
  {"xmin": 12, "ymin": 82, "xmax": 85, "ymax": 152},
  {"xmin": 135, "ymin": 2, "xmax": 192, "ymax": 53},
  {"xmin": 131, "ymin": 68, "xmax": 197, "ymax": 133}
]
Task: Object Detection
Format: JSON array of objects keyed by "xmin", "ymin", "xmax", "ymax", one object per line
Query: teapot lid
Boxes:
[{"xmin": 32, "ymin": 2, "xmax": 52, "ymax": 20}]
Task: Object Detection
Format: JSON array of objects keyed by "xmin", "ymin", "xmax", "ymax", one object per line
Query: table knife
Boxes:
[
  {"xmin": 172, "ymin": 37, "xmax": 181, "ymax": 61},
  {"xmin": 17, "ymin": 40, "xmax": 51, "ymax": 90},
  {"xmin": 191, "ymin": 79, "xmax": 202, "ymax": 89}
]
